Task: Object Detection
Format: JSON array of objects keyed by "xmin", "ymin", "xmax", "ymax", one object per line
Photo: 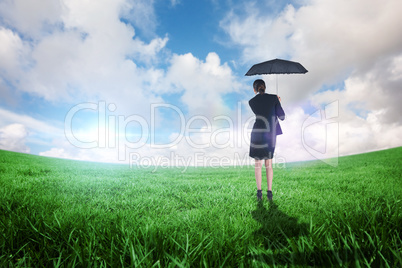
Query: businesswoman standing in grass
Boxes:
[{"xmin": 249, "ymin": 79, "xmax": 285, "ymax": 201}]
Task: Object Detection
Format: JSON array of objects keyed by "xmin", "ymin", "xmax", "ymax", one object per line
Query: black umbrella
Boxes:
[{"xmin": 245, "ymin": 58, "xmax": 308, "ymax": 94}]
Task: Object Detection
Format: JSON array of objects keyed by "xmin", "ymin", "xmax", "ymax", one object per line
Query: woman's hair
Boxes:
[{"xmin": 253, "ymin": 79, "xmax": 266, "ymax": 94}]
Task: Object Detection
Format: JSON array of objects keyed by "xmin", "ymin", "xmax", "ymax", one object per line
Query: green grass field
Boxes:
[{"xmin": 0, "ymin": 147, "xmax": 401, "ymax": 267}]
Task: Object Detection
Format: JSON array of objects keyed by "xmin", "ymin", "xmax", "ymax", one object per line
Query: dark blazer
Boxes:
[{"xmin": 249, "ymin": 93, "xmax": 285, "ymax": 136}]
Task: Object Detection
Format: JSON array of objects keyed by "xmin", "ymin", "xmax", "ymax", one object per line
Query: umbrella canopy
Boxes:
[
  {"xmin": 245, "ymin": 58, "xmax": 308, "ymax": 76},
  {"xmin": 245, "ymin": 58, "xmax": 308, "ymax": 94}
]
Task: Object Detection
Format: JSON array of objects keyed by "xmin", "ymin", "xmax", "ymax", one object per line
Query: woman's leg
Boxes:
[
  {"xmin": 255, "ymin": 160, "xmax": 262, "ymax": 190},
  {"xmin": 265, "ymin": 159, "xmax": 273, "ymax": 191}
]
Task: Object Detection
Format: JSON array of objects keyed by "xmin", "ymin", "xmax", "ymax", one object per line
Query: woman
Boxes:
[{"xmin": 249, "ymin": 79, "xmax": 285, "ymax": 201}]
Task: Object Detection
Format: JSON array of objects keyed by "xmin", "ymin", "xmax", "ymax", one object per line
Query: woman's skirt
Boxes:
[{"xmin": 249, "ymin": 130, "xmax": 276, "ymax": 160}]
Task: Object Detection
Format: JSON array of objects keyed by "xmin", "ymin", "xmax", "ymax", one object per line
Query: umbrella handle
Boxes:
[{"xmin": 276, "ymin": 74, "xmax": 278, "ymax": 95}]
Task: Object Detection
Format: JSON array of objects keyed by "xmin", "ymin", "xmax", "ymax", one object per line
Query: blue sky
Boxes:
[{"xmin": 0, "ymin": 0, "xmax": 401, "ymax": 166}]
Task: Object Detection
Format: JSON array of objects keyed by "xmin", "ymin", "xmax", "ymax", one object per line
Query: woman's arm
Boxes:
[{"xmin": 276, "ymin": 96, "xmax": 285, "ymax": 120}]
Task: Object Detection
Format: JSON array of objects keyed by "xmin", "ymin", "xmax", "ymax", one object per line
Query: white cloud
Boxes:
[
  {"xmin": 0, "ymin": 108, "xmax": 63, "ymax": 136},
  {"xmin": 310, "ymin": 63, "xmax": 402, "ymax": 155},
  {"xmin": 120, "ymin": 0, "xmax": 157, "ymax": 37},
  {"xmin": 39, "ymin": 140, "xmax": 122, "ymax": 163},
  {"xmin": 0, "ymin": 0, "xmax": 63, "ymax": 38},
  {"xmin": 39, "ymin": 147, "xmax": 72, "ymax": 160},
  {"xmin": 0, "ymin": 123, "xmax": 30, "ymax": 153},
  {"xmin": 165, "ymin": 52, "xmax": 242, "ymax": 116},
  {"xmin": 220, "ymin": 3, "xmax": 295, "ymax": 64},
  {"xmin": 0, "ymin": 27, "xmax": 28, "ymax": 75},
  {"xmin": 0, "ymin": 0, "xmax": 168, "ymax": 117}
]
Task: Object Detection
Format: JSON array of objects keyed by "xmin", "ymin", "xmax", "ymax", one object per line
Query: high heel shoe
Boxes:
[
  {"xmin": 257, "ymin": 190, "xmax": 262, "ymax": 201},
  {"xmin": 267, "ymin": 190, "xmax": 273, "ymax": 201}
]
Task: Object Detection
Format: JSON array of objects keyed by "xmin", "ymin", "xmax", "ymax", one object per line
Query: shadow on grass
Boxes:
[
  {"xmin": 250, "ymin": 201, "xmax": 321, "ymax": 265},
  {"xmin": 251, "ymin": 201, "xmax": 308, "ymax": 241},
  {"xmin": 250, "ymin": 201, "xmax": 369, "ymax": 266}
]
